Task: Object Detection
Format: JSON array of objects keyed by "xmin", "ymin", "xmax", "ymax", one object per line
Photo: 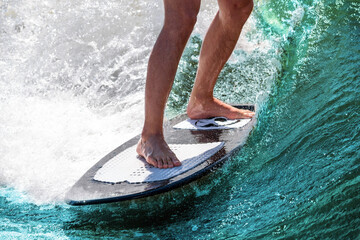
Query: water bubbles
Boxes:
[
  {"xmin": 14, "ymin": 22, "xmax": 25, "ymax": 32},
  {"xmin": 191, "ymin": 225, "xmax": 199, "ymax": 231}
]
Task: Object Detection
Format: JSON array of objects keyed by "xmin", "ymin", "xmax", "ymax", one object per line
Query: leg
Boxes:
[
  {"xmin": 137, "ymin": 0, "xmax": 201, "ymax": 168},
  {"xmin": 187, "ymin": 0, "xmax": 255, "ymax": 119}
]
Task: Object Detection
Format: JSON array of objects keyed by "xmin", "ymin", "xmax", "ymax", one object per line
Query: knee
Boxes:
[
  {"xmin": 220, "ymin": 0, "xmax": 254, "ymax": 23},
  {"xmin": 164, "ymin": 8, "xmax": 199, "ymax": 37},
  {"xmin": 178, "ymin": 10, "xmax": 198, "ymax": 34}
]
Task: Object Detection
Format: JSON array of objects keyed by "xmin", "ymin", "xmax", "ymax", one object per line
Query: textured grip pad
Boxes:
[{"xmin": 94, "ymin": 142, "xmax": 224, "ymax": 183}]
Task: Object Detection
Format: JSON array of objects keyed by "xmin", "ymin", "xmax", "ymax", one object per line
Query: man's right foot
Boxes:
[{"xmin": 136, "ymin": 134, "xmax": 182, "ymax": 169}]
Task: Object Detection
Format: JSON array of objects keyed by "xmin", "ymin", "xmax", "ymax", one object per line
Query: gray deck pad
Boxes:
[
  {"xmin": 173, "ymin": 117, "xmax": 251, "ymax": 130},
  {"xmin": 94, "ymin": 142, "xmax": 224, "ymax": 183}
]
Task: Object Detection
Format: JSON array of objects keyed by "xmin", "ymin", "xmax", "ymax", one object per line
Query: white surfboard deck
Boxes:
[{"xmin": 94, "ymin": 142, "xmax": 224, "ymax": 183}]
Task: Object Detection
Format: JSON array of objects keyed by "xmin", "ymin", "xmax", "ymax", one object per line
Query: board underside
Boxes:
[{"xmin": 65, "ymin": 104, "xmax": 256, "ymax": 205}]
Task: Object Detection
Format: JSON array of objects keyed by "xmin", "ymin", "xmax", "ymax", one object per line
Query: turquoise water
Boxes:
[{"xmin": 1, "ymin": 0, "xmax": 359, "ymax": 239}]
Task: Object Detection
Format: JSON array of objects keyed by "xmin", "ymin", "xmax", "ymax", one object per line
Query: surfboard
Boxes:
[{"xmin": 65, "ymin": 104, "xmax": 256, "ymax": 205}]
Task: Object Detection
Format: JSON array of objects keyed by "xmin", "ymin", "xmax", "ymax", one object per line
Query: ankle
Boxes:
[
  {"xmin": 189, "ymin": 94, "xmax": 213, "ymax": 106},
  {"xmin": 140, "ymin": 130, "xmax": 163, "ymax": 142},
  {"xmin": 187, "ymin": 98, "xmax": 206, "ymax": 119}
]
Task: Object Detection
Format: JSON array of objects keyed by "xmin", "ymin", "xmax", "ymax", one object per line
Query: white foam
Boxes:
[{"xmin": 0, "ymin": 93, "xmax": 143, "ymax": 204}]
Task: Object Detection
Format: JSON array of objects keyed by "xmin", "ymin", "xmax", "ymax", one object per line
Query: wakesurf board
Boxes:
[{"xmin": 65, "ymin": 104, "xmax": 256, "ymax": 205}]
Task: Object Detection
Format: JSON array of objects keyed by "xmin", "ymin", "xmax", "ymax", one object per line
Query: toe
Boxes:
[
  {"xmin": 157, "ymin": 158, "xmax": 164, "ymax": 168},
  {"xmin": 239, "ymin": 110, "xmax": 255, "ymax": 118},
  {"xmin": 173, "ymin": 156, "xmax": 182, "ymax": 167},
  {"xmin": 161, "ymin": 158, "xmax": 169, "ymax": 169},
  {"xmin": 146, "ymin": 156, "xmax": 158, "ymax": 168},
  {"xmin": 166, "ymin": 157, "xmax": 174, "ymax": 168}
]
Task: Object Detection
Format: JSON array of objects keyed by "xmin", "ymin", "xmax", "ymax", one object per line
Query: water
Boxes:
[{"xmin": 0, "ymin": 0, "xmax": 359, "ymax": 239}]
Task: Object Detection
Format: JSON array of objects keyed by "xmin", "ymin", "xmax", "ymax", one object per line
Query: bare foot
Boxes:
[
  {"xmin": 136, "ymin": 135, "xmax": 181, "ymax": 169},
  {"xmin": 187, "ymin": 97, "xmax": 255, "ymax": 119}
]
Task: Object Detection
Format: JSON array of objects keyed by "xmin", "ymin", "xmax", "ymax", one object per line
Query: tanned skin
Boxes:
[{"xmin": 137, "ymin": 0, "xmax": 255, "ymax": 168}]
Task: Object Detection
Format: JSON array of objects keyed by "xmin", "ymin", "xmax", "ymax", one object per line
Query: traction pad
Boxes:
[
  {"xmin": 94, "ymin": 142, "xmax": 224, "ymax": 183},
  {"xmin": 173, "ymin": 117, "xmax": 251, "ymax": 130}
]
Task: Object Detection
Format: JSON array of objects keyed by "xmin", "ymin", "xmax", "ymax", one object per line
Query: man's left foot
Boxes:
[{"xmin": 187, "ymin": 97, "xmax": 255, "ymax": 120}]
